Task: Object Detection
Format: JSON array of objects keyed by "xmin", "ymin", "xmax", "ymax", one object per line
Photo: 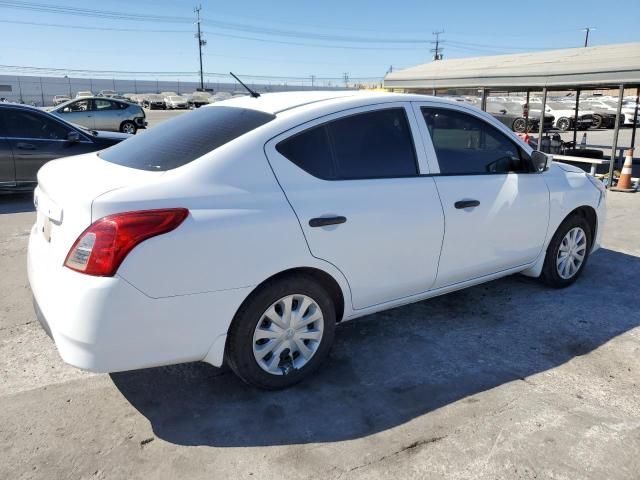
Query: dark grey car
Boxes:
[
  {"xmin": 49, "ymin": 98, "xmax": 147, "ymax": 134},
  {"xmin": 0, "ymin": 104, "xmax": 129, "ymax": 191}
]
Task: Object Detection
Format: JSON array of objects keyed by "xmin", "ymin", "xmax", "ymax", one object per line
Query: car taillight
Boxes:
[{"xmin": 64, "ymin": 208, "xmax": 188, "ymax": 276}]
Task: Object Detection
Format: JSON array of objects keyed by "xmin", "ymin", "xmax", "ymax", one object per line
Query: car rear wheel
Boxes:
[
  {"xmin": 120, "ymin": 121, "xmax": 137, "ymax": 134},
  {"xmin": 556, "ymin": 117, "xmax": 571, "ymax": 131},
  {"xmin": 226, "ymin": 274, "xmax": 336, "ymax": 389},
  {"xmin": 540, "ymin": 214, "xmax": 592, "ymax": 288}
]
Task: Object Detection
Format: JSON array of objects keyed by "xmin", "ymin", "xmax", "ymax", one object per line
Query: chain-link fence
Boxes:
[{"xmin": 0, "ymin": 74, "xmax": 357, "ymax": 107}]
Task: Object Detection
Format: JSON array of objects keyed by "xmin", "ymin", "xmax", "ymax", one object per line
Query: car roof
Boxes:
[{"xmin": 207, "ymin": 90, "xmax": 464, "ymax": 115}]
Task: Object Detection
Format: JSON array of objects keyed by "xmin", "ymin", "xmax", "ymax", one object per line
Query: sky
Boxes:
[{"xmin": 0, "ymin": 0, "xmax": 638, "ymax": 85}]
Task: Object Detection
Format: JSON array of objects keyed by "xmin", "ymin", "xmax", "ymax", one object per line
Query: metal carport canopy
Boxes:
[{"xmin": 384, "ymin": 43, "xmax": 640, "ymax": 90}]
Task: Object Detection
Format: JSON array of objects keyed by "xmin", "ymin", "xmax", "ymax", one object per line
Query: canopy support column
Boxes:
[
  {"xmin": 572, "ymin": 88, "xmax": 581, "ymax": 145},
  {"xmin": 480, "ymin": 88, "xmax": 487, "ymax": 111},
  {"xmin": 537, "ymin": 87, "xmax": 548, "ymax": 149},
  {"xmin": 631, "ymin": 87, "xmax": 639, "ymax": 150},
  {"xmin": 607, "ymin": 84, "xmax": 625, "ymax": 188},
  {"xmin": 524, "ymin": 90, "xmax": 530, "ymax": 129}
]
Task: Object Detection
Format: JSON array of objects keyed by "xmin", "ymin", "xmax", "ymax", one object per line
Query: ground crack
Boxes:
[{"xmin": 339, "ymin": 435, "xmax": 446, "ymax": 478}]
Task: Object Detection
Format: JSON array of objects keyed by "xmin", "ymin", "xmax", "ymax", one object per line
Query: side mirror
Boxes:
[
  {"xmin": 531, "ymin": 150, "xmax": 550, "ymax": 172},
  {"xmin": 66, "ymin": 131, "xmax": 81, "ymax": 143},
  {"xmin": 500, "ymin": 109, "xmax": 507, "ymax": 114}
]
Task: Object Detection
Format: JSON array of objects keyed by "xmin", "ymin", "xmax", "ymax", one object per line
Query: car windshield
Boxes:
[
  {"xmin": 98, "ymin": 106, "xmax": 275, "ymax": 171},
  {"xmin": 168, "ymin": 96, "xmax": 183, "ymax": 101}
]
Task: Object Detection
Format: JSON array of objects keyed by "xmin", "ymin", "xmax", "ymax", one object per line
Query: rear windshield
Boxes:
[{"xmin": 99, "ymin": 106, "xmax": 275, "ymax": 171}]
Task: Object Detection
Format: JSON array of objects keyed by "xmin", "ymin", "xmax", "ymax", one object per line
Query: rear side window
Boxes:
[
  {"xmin": 276, "ymin": 108, "xmax": 418, "ymax": 180},
  {"xmin": 99, "ymin": 106, "xmax": 275, "ymax": 171}
]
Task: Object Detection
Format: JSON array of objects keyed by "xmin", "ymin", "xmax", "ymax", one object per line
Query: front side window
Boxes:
[
  {"xmin": 422, "ymin": 107, "xmax": 529, "ymax": 174},
  {"xmin": 276, "ymin": 108, "xmax": 418, "ymax": 180},
  {"xmin": 61, "ymin": 100, "xmax": 91, "ymax": 113},
  {"xmin": 3, "ymin": 109, "xmax": 69, "ymax": 140}
]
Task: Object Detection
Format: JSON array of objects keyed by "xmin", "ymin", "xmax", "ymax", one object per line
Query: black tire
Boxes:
[
  {"xmin": 512, "ymin": 118, "xmax": 527, "ymax": 133},
  {"xmin": 120, "ymin": 121, "xmax": 137, "ymax": 134},
  {"xmin": 557, "ymin": 117, "xmax": 571, "ymax": 131},
  {"xmin": 226, "ymin": 274, "xmax": 336, "ymax": 390},
  {"xmin": 592, "ymin": 114, "xmax": 603, "ymax": 129},
  {"xmin": 540, "ymin": 214, "xmax": 592, "ymax": 288}
]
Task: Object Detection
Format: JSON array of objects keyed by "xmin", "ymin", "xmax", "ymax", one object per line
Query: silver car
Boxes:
[{"xmin": 49, "ymin": 97, "xmax": 147, "ymax": 134}]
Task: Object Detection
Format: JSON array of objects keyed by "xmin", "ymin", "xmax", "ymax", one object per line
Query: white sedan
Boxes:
[{"xmin": 28, "ymin": 92, "xmax": 606, "ymax": 389}]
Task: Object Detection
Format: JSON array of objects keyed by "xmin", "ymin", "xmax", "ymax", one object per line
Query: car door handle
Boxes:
[
  {"xmin": 16, "ymin": 143, "xmax": 36, "ymax": 150},
  {"xmin": 454, "ymin": 200, "xmax": 480, "ymax": 209},
  {"xmin": 309, "ymin": 216, "xmax": 347, "ymax": 227}
]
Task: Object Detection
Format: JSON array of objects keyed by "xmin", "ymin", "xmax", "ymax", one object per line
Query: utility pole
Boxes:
[
  {"xmin": 343, "ymin": 72, "xmax": 349, "ymax": 88},
  {"xmin": 194, "ymin": 5, "xmax": 206, "ymax": 90},
  {"xmin": 431, "ymin": 30, "xmax": 444, "ymax": 61},
  {"xmin": 311, "ymin": 74, "xmax": 316, "ymax": 88},
  {"xmin": 582, "ymin": 27, "xmax": 595, "ymax": 47}
]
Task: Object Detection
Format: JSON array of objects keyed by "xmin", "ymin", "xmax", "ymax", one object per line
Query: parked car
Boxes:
[
  {"xmin": 28, "ymin": 92, "xmax": 606, "ymax": 389},
  {"xmin": 187, "ymin": 92, "xmax": 211, "ymax": 108},
  {"xmin": 97, "ymin": 90, "xmax": 117, "ymax": 98},
  {"xmin": 160, "ymin": 91, "xmax": 178, "ymax": 97},
  {"xmin": 0, "ymin": 103, "xmax": 129, "ymax": 191},
  {"xmin": 164, "ymin": 95, "xmax": 188, "ymax": 109},
  {"xmin": 488, "ymin": 102, "xmax": 540, "ymax": 132},
  {"xmin": 53, "ymin": 95, "xmax": 71, "ymax": 106},
  {"xmin": 142, "ymin": 94, "xmax": 166, "ymax": 110},
  {"xmin": 545, "ymin": 102, "xmax": 594, "ymax": 131},
  {"xmin": 49, "ymin": 97, "xmax": 147, "ymax": 134},
  {"xmin": 75, "ymin": 91, "xmax": 93, "ymax": 99}
]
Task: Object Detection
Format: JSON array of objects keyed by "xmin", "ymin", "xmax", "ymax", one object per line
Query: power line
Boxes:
[
  {"xmin": 0, "ymin": 64, "xmax": 382, "ymax": 81},
  {"xmin": 0, "ymin": 18, "xmax": 425, "ymax": 51},
  {"xmin": 0, "ymin": 1, "xmax": 426, "ymax": 44}
]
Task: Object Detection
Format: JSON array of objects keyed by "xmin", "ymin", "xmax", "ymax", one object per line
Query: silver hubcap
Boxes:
[
  {"xmin": 122, "ymin": 123, "xmax": 135, "ymax": 134},
  {"xmin": 252, "ymin": 294, "xmax": 324, "ymax": 375},
  {"xmin": 556, "ymin": 227, "xmax": 587, "ymax": 279}
]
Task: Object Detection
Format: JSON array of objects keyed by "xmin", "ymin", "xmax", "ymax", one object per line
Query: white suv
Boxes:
[{"xmin": 28, "ymin": 92, "xmax": 606, "ymax": 389}]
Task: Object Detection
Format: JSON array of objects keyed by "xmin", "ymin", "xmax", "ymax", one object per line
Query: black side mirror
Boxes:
[
  {"xmin": 500, "ymin": 109, "xmax": 507, "ymax": 114},
  {"xmin": 531, "ymin": 150, "xmax": 550, "ymax": 172},
  {"xmin": 66, "ymin": 131, "xmax": 81, "ymax": 143}
]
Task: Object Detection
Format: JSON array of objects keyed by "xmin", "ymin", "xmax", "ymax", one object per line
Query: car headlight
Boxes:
[{"xmin": 587, "ymin": 173, "xmax": 606, "ymax": 206}]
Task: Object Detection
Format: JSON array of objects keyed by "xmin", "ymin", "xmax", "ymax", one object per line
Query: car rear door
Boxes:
[
  {"xmin": 265, "ymin": 103, "xmax": 445, "ymax": 310},
  {"xmin": 93, "ymin": 99, "xmax": 123, "ymax": 131},
  {"xmin": 412, "ymin": 101, "xmax": 550, "ymax": 288},
  {"xmin": 4, "ymin": 108, "xmax": 89, "ymax": 184}
]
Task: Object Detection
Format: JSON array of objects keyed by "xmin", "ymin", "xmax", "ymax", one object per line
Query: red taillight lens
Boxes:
[{"xmin": 64, "ymin": 208, "xmax": 189, "ymax": 276}]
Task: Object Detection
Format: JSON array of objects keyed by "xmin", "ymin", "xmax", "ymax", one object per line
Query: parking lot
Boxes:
[{"xmin": 1, "ymin": 153, "xmax": 639, "ymax": 478}]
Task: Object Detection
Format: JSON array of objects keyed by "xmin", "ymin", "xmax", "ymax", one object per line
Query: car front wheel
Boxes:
[
  {"xmin": 226, "ymin": 274, "xmax": 336, "ymax": 389},
  {"xmin": 541, "ymin": 214, "xmax": 592, "ymax": 288}
]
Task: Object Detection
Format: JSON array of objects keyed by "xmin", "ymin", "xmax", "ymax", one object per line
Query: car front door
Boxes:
[
  {"xmin": 55, "ymin": 99, "xmax": 94, "ymax": 129},
  {"xmin": 4, "ymin": 108, "xmax": 90, "ymax": 184},
  {"xmin": 413, "ymin": 102, "xmax": 550, "ymax": 288},
  {"xmin": 265, "ymin": 103, "xmax": 445, "ymax": 310}
]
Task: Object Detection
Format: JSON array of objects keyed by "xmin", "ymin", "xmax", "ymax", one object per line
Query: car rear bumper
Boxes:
[{"xmin": 28, "ymin": 223, "xmax": 251, "ymax": 372}]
